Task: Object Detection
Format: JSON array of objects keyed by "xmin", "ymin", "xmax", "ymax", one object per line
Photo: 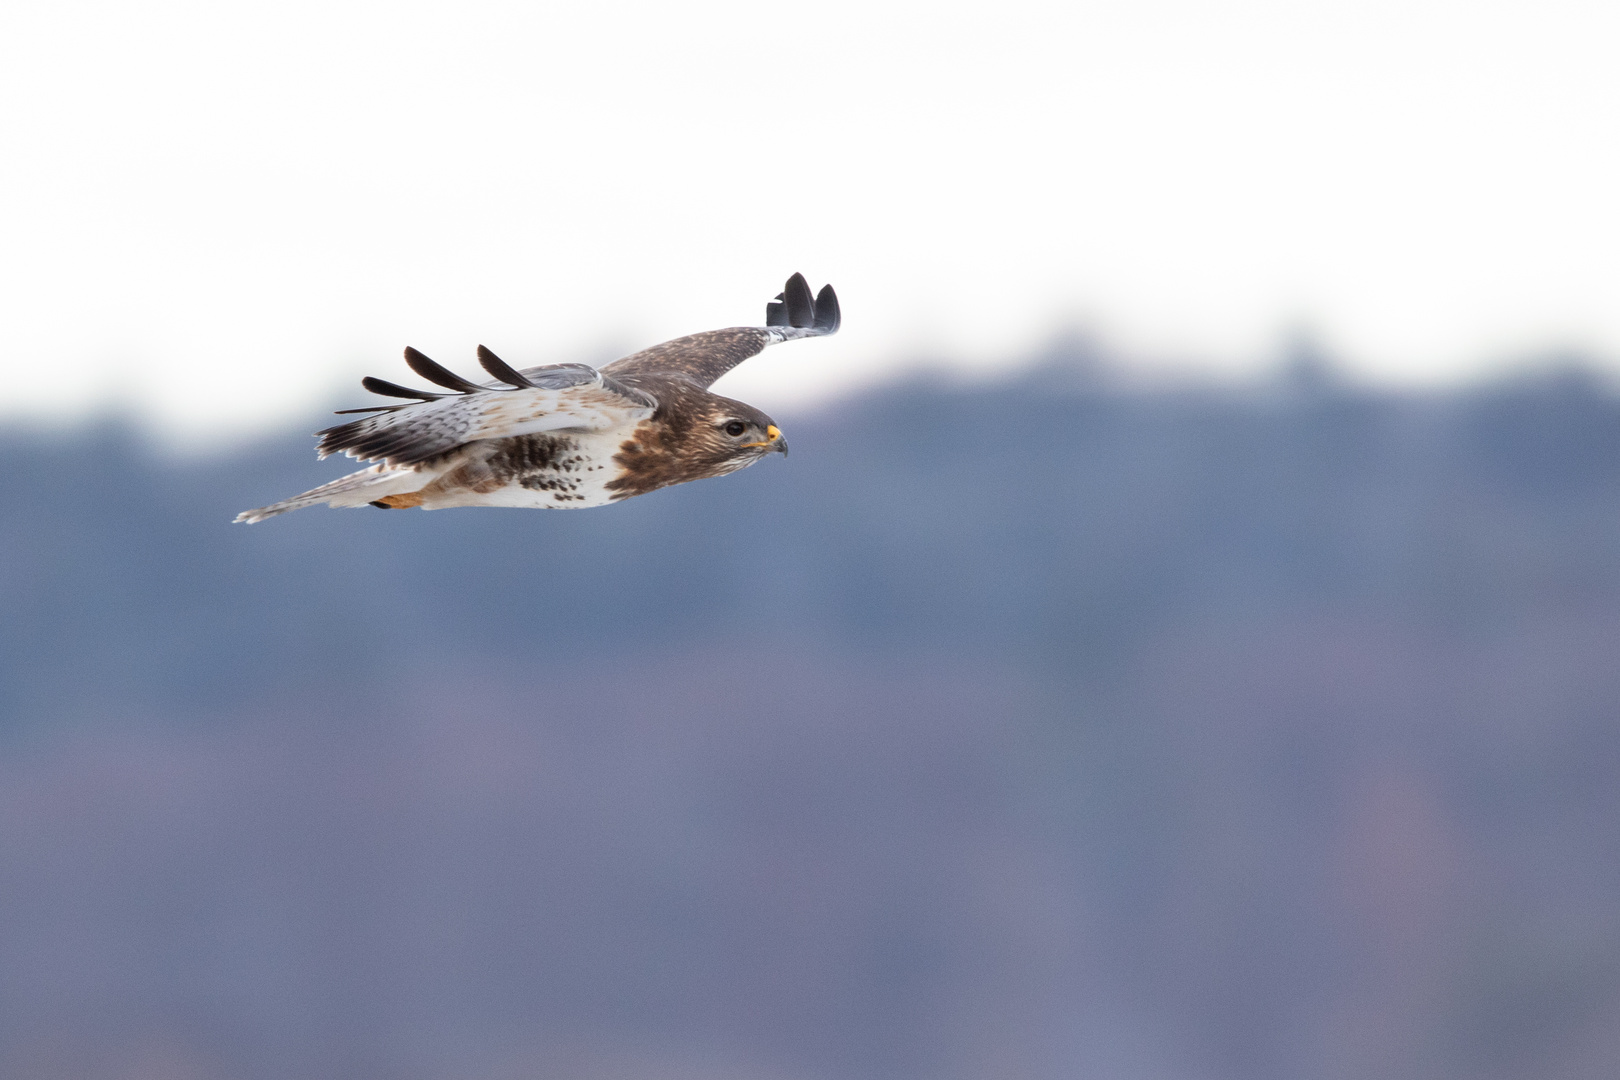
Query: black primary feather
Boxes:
[
  {"xmin": 404, "ymin": 347, "xmax": 488, "ymax": 393},
  {"xmin": 477, "ymin": 345, "xmax": 536, "ymax": 388},
  {"xmin": 766, "ymin": 291, "xmax": 788, "ymax": 327},
  {"xmin": 813, "ymin": 284, "xmax": 840, "ymax": 333},
  {"xmin": 362, "ymin": 376, "xmax": 445, "ymax": 400},
  {"xmin": 782, "ymin": 273, "xmax": 815, "ymax": 327}
]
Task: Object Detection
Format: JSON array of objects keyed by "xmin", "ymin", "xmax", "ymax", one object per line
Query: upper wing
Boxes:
[
  {"xmin": 603, "ymin": 272, "xmax": 840, "ymax": 388},
  {"xmin": 316, "ymin": 346, "xmax": 657, "ymax": 466}
]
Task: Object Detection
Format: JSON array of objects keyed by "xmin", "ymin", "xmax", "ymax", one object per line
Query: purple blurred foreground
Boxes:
[{"xmin": 3, "ymin": 358, "xmax": 1620, "ymax": 1079}]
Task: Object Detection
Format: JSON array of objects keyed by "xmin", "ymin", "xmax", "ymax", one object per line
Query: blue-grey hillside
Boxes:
[{"xmin": 1, "ymin": 364, "xmax": 1619, "ymax": 1080}]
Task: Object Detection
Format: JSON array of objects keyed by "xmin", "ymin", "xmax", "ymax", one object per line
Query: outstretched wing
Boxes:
[
  {"xmin": 317, "ymin": 347, "xmax": 657, "ymax": 466},
  {"xmin": 603, "ymin": 272, "xmax": 839, "ymax": 388}
]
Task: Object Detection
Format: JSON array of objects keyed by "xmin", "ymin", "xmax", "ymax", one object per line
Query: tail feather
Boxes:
[{"xmin": 234, "ymin": 464, "xmax": 423, "ymax": 523}]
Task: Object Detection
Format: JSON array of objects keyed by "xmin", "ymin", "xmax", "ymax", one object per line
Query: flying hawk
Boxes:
[{"xmin": 236, "ymin": 273, "xmax": 839, "ymax": 523}]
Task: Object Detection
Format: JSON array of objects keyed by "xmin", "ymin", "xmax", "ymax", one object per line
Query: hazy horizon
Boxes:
[{"xmin": 12, "ymin": 326, "xmax": 1620, "ymax": 459}]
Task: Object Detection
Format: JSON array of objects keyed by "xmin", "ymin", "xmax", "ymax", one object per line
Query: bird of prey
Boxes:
[{"xmin": 236, "ymin": 273, "xmax": 839, "ymax": 523}]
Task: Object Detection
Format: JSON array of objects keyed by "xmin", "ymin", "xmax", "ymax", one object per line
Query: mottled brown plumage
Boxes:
[
  {"xmin": 235, "ymin": 273, "xmax": 838, "ymax": 523},
  {"xmin": 606, "ymin": 376, "xmax": 782, "ymax": 499},
  {"xmin": 603, "ymin": 328, "xmax": 776, "ymax": 387}
]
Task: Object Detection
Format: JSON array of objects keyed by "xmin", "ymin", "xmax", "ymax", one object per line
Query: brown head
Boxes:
[{"xmin": 606, "ymin": 378, "xmax": 787, "ymax": 499}]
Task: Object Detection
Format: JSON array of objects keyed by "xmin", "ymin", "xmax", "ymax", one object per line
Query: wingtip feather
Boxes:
[
  {"xmin": 404, "ymin": 346, "xmax": 486, "ymax": 394},
  {"xmin": 765, "ymin": 275, "xmax": 839, "ymax": 337},
  {"xmin": 783, "ymin": 273, "xmax": 815, "ymax": 328},
  {"xmin": 362, "ymin": 375, "xmax": 445, "ymax": 401},
  {"xmin": 813, "ymin": 283, "xmax": 840, "ymax": 333},
  {"xmin": 766, "ymin": 291, "xmax": 788, "ymax": 327},
  {"xmin": 477, "ymin": 344, "xmax": 537, "ymax": 388}
]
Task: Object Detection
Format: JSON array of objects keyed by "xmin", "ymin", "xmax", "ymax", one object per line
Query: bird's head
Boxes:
[
  {"xmin": 607, "ymin": 384, "xmax": 789, "ymax": 500},
  {"xmin": 693, "ymin": 397, "xmax": 787, "ymax": 473}
]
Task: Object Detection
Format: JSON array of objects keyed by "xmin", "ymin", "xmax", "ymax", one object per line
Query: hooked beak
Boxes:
[{"xmin": 745, "ymin": 424, "xmax": 788, "ymax": 456}]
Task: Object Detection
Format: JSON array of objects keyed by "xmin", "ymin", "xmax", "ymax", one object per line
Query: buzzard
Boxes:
[{"xmin": 236, "ymin": 273, "xmax": 839, "ymax": 523}]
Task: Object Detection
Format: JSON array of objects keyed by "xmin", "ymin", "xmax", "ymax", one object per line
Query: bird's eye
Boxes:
[{"xmin": 723, "ymin": 420, "xmax": 747, "ymax": 437}]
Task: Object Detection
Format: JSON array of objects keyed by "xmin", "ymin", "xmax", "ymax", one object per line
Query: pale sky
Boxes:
[{"xmin": 3, "ymin": 0, "xmax": 1619, "ymax": 439}]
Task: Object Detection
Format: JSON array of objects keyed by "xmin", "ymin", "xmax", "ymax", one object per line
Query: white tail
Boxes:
[{"xmin": 235, "ymin": 464, "xmax": 425, "ymax": 523}]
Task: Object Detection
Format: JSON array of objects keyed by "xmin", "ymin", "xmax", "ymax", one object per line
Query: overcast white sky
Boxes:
[{"xmin": 3, "ymin": 0, "xmax": 1618, "ymax": 439}]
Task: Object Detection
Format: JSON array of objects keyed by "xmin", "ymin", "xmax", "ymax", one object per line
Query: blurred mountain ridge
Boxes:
[
  {"xmin": 8, "ymin": 359, "xmax": 1620, "ymax": 717},
  {"xmin": 2, "ymin": 364, "xmax": 1620, "ymax": 1079}
]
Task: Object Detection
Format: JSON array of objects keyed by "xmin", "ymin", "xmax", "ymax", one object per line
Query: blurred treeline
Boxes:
[{"xmin": 2, "ymin": 356, "xmax": 1619, "ymax": 1080}]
